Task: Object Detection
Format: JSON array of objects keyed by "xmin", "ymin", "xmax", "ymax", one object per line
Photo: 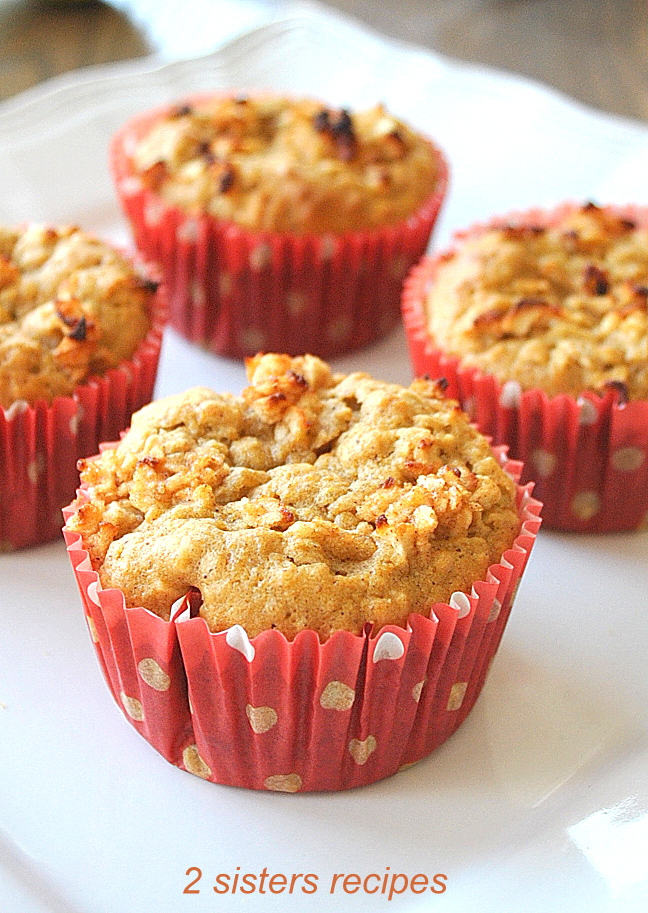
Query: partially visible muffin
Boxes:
[
  {"xmin": 0, "ymin": 223, "xmax": 163, "ymax": 551},
  {"xmin": 403, "ymin": 201, "xmax": 648, "ymax": 532},
  {"xmin": 67, "ymin": 353, "xmax": 519, "ymax": 640},
  {"xmin": 0, "ymin": 224, "xmax": 155, "ymax": 408},
  {"xmin": 422, "ymin": 202, "xmax": 648, "ymax": 399},
  {"xmin": 130, "ymin": 96, "xmax": 441, "ymax": 234},
  {"xmin": 111, "ymin": 93, "xmax": 448, "ymax": 358}
]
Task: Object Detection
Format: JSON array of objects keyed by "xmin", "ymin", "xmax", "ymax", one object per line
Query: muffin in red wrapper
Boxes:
[
  {"xmin": 403, "ymin": 202, "xmax": 648, "ymax": 533},
  {"xmin": 110, "ymin": 94, "xmax": 448, "ymax": 360},
  {"xmin": 62, "ymin": 354, "xmax": 541, "ymax": 792},
  {"xmin": 0, "ymin": 225, "xmax": 165, "ymax": 551}
]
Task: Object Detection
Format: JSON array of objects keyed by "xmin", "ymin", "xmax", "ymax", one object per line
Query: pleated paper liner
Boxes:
[
  {"xmin": 110, "ymin": 94, "xmax": 449, "ymax": 360},
  {"xmin": 0, "ymin": 295, "xmax": 165, "ymax": 552},
  {"xmin": 402, "ymin": 205, "xmax": 648, "ymax": 533},
  {"xmin": 63, "ymin": 449, "xmax": 541, "ymax": 793}
]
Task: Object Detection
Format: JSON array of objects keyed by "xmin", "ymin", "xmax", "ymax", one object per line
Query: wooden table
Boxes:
[
  {"xmin": 1, "ymin": 0, "xmax": 648, "ymax": 124},
  {"xmin": 0, "ymin": 0, "xmax": 148, "ymax": 100},
  {"xmin": 332, "ymin": 0, "xmax": 648, "ymax": 124}
]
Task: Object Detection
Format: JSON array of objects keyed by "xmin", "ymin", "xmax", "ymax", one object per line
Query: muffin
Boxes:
[
  {"xmin": 0, "ymin": 224, "xmax": 164, "ymax": 550},
  {"xmin": 64, "ymin": 353, "xmax": 541, "ymax": 791},
  {"xmin": 110, "ymin": 94, "xmax": 448, "ymax": 359},
  {"xmin": 404, "ymin": 202, "xmax": 648, "ymax": 532}
]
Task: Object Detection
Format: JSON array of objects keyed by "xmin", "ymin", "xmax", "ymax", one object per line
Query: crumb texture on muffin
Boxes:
[
  {"xmin": 130, "ymin": 96, "xmax": 440, "ymax": 234},
  {"xmin": 67, "ymin": 354, "xmax": 520, "ymax": 640},
  {"xmin": 0, "ymin": 225, "xmax": 155, "ymax": 408},
  {"xmin": 425, "ymin": 203, "xmax": 648, "ymax": 399}
]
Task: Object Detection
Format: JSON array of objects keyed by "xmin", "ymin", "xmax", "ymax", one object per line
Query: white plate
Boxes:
[{"xmin": 1, "ymin": 3, "xmax": 648, "ymax": 911}]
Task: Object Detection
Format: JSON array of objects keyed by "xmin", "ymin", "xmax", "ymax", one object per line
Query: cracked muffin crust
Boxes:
[
  {"xmin": 130, "ymin": 95, "xmax": 441, "ymax": 234},
  {"xmin": 67, "ymin": 353, "xmax": 520, "ymax": 641},
  {"xmin": 0, "ymin": 225, "xmax": 155, "ymax": 408},
  {"xmin": 423, "ymin": 202, "xmax": 648, "ymax": 399}
]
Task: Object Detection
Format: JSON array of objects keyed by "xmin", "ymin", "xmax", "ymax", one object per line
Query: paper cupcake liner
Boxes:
[
  {"xmin": 63, "ymin": 450, "xmax": 541, "ymax": 792},
  {"xmin": 109, "ymin": 95, "xmax": 448, "ymax": 360},
  {"xmin": 403, "ymin": 204, "xmax": 648, "ymax": 533},
  {"xmin": 0, "ymin": 294, "xmax": 165, "ymax": 552}
]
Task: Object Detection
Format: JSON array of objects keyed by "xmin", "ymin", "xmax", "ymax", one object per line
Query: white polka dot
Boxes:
[
  {"xmin": 239, "ymin": 327, "xmax": 267, "ymax": 352},
  {"xmin": 487, "ymin": 598, "xmax": 502, "ymax": 623},
  {"xmin": 286, "ymin": 291, "xmax": 309, "ymax": 316},
  {"xmin": 183, "ymin": 744, "xmax": 212, "ymax": 779},
  {"xmin": 318, "ymin": 236, "xmax": 338, "ymax": 261},
  {"xmin": 191, "ymin": 281, "xmax": 206, "ymax": 307},
  {"xmin": 412, "ymin": 679, "xmax": 426, "ymax": 702},
  {"xmin": 249, "ymin": 242, "xmax": 272, "ymax": 271},
  {"xmin": 144, "ymin": 199, "xmax": 166, "ymax": 227},
  {"xmin": 120, "ymin": 692, "xmax": 144, "ymax": 721},
  {"xmin": 118, "ymin": 175, "xmax": 143, "ymax": 196},
  {"xmin": 177, "ymin": 219, "xmax": 199, "ymax": 243},
  {"xmin": 27, "ymin": 454, "xmax": 45, "ymax": 485},
  {"xmin": 264, "ymin": 773, "xmax": 302, "ymax": 792},
  {"xmin": 531, "ymin": 448, "xmax": 556, "ymax": 477},
  {"xmin": 447, "ymin": 682, "xmax": 468, "ymax": 711},
  {"xmin": 225, "ymin": 625, "xmax": 255, "ymax": 662},
  {"xmin": 450, "ymin": 591, "xmax": 471, "ymax": 619},
  {"xmin": 349, "ymin": 736, "xmax": 377, "ymax": 766},
  {"xmin": 138, "ymin": 658, "xmax": 171, "ymax": 692},
  {"xmin": 86, "ymin": 616, "xmax": 99, "ymax": 643},
  {"xmin": 245, "ymin": 704, "xmax": 278, "ymax": 733},
  {"xmin": 462, "ymin": 396, "xmax": 476, "ymax": 419},
  {"xmin": 577, "ymin": 397, "xmax": 598, "ymax": 426},
  {"xmin": 319, "ymin": 681, "xmax": 355, "ymax": 711},
  {"xmin": 69, "ymin": 402, "xmax": 85, "ymax": 437},
  {"xmin": 218, "ymin": 271, "xmax": 233, "ymax": 297},
  {"xmin": 499, "ymin": 380, "xmax": 522, "ymax": 409},
  {"xmin": 326, "ymin": 316, "xmax": 352, "ymax": 343},
  {"xmin": 373, "ymin": 631, "xmax": 405, "ymax": 662},
  {"xmin": 571, "ymin": 491, "xmax": 601, "ymax": 521},
  {"xmin": 611, "ymin": 446, "xmax": 645, "ymax": 472}
]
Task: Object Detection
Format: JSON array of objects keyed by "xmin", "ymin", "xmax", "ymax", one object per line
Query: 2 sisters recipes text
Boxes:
[{"xmin": 184, "ymin": 866, "xmax": 448, "ymax": 900}]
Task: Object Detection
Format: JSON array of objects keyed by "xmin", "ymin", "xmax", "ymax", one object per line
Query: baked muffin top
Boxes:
[
  {"xmin": 129, "ymin": 96, "xmax": 440, "ymax": 234},
  {"xmin": 424, "ymin": 203, "xmax": 648, "ymax": 399},
  {"xmin": 68, "ymin": 353, "xmax": 520, "ymax": 641},
  {"xmin": 0, "ymin": 225, "xmax": 155, "ymax": 409}
]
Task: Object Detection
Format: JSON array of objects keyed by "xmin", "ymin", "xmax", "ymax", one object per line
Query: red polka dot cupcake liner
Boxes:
[
  {"xmin": 62, "ymin": 449, "xmax": 540, "ymax": 792},
  {"xmin": 0, "ymin": 290, "xmax": 165, "ymax": 552},
  {"xmin": 109, "ymin": 96, "xmax": 448, "ymax": 360},
  {"xmin": 403, "ymin": 204, "xmax": 648, "ymax": 533}
]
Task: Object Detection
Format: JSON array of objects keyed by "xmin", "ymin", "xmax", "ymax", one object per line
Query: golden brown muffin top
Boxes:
[
  {"xmin": 68, "ymin": 353, "xmax": 520, "ymax": 641},
  {"xmin": 424, "ymin": 203, "xmax": 648, "ymax": 400},
  {"xmin": 0, "ymin": 225, "xmax": 155, "ymax": 409},
  {"xmin": 129, "ymin": 96, "xmax": 440, "ymax": 234}
]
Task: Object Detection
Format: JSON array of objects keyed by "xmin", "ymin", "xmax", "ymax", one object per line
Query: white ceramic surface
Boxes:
[{"xmin": 1, "ymin": 3, "xmax": 647, "ymax": 911}]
